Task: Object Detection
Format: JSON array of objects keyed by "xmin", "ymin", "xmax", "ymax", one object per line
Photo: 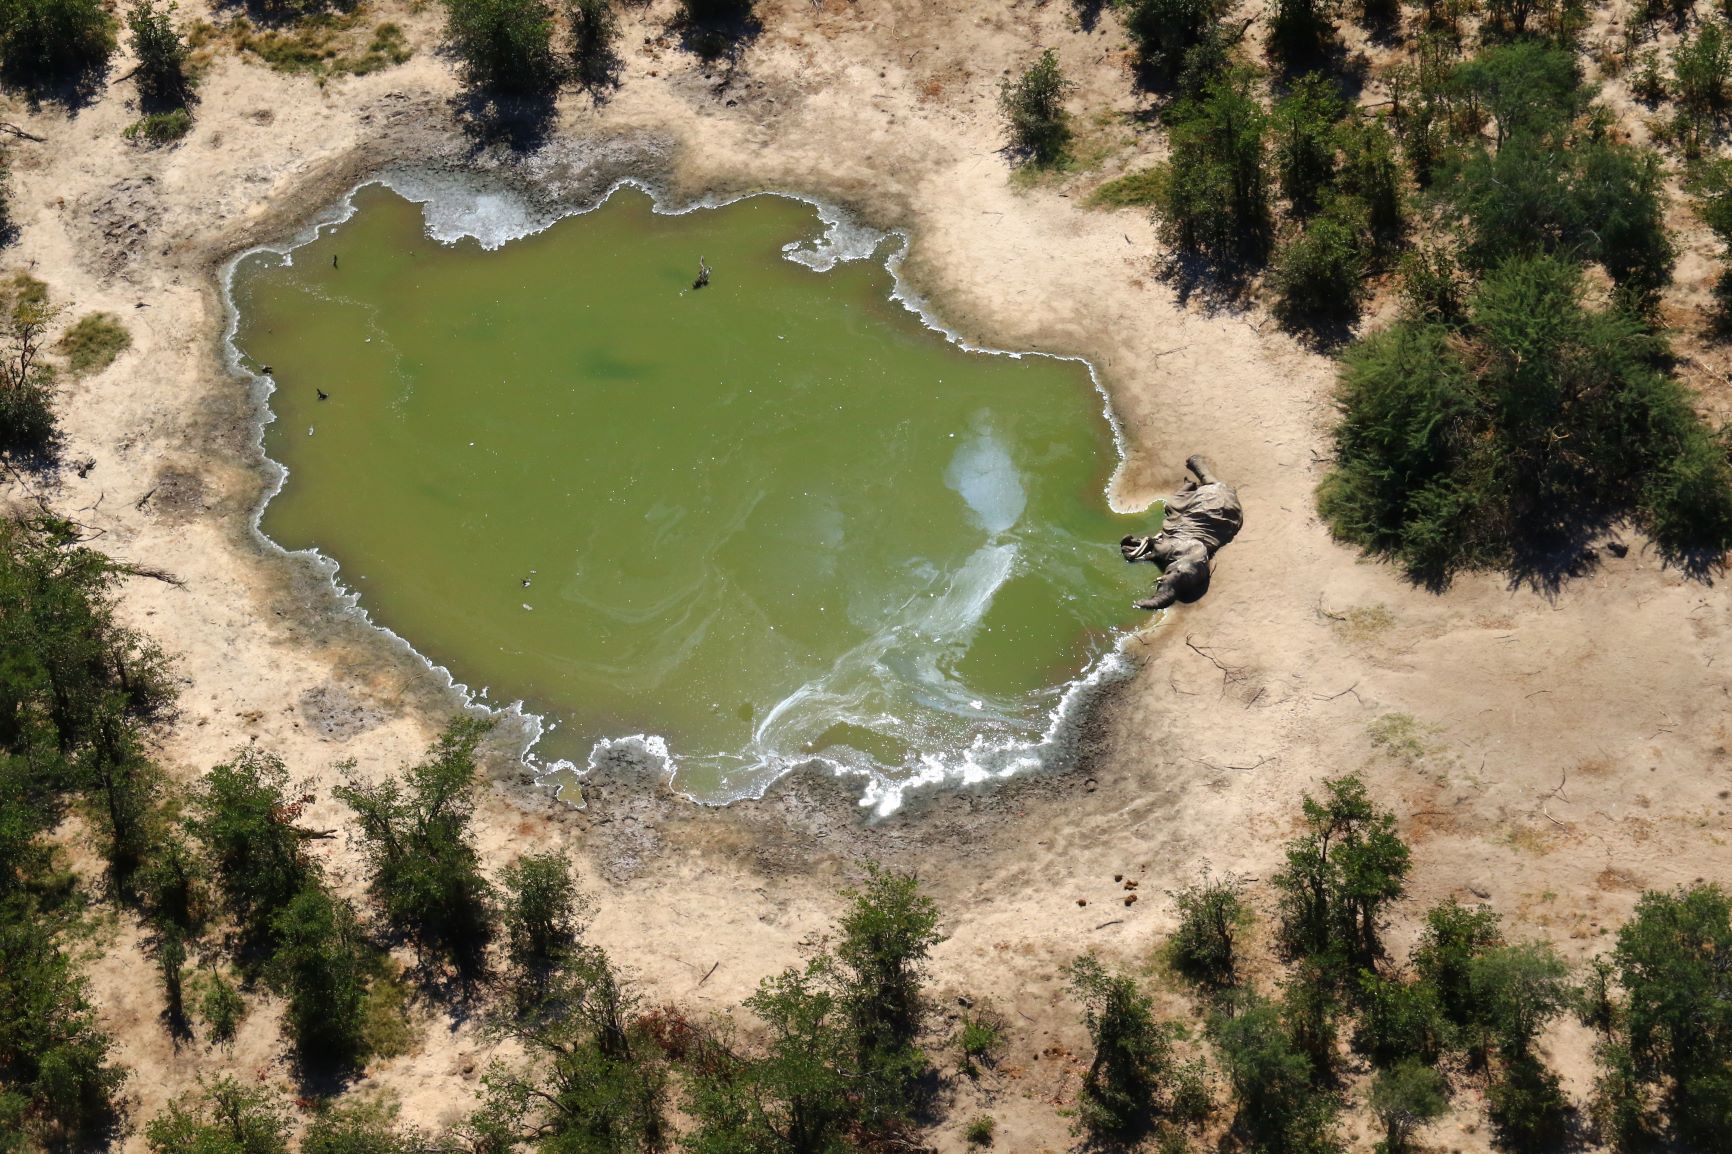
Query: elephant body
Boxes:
[{"xmin": 1120, "ymin": 455, "xmax": 1243, "ymax": 612}]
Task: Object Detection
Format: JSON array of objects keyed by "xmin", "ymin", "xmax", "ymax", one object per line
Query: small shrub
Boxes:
[
  {"xmin": 1209, "ymin": 996, "xmax": 1334, "ymax": 1151},
  {"xmin": 1166, "ymin": 868, "xmax": 1248, "ymax": 990},
  {"xmin": 144, "ymin": 1076, "xmax": 289, "ymax": 1154},
  {"xmin": 1271, "ymin": 774, "xmax": 1409, "ymax": 972},
  {"xmin": 1271, "ymin": 72, "xmax": 1344, "ymax": 215},
  {"xmin": 1613, "ymin": 883, "xmax": 1732, "ymax": 1147},
  {"xmin": 964, "ymin": 1114, "xmax": 996, "ymax": 1146},
  {"xmin": 124, "ymin": 108, "xmax": 192, "ymax": 145},
  {"xmin": 1271, "ymin": 205, "xmax": 1367, "ymax": 330},
  {"xmin": 1319, "ymin": 256, "xmax": 1732, "ymax": 582},
  {"xmin": 1068, "ymin": 954, "xmax": 1170, "ymax": 1138},
  {"xmin": 334, "ymin": 719, "xmax": 498, "ymax": 974},
  {"xmin": 0, "ymin": 291, "xmax": 58, "ymax": 455},
  {"xmin": 500, "ymin": 850, "xmax": 585, "ymax": 971},
  {"xmin": 959, "ymin": 1014, "xmax": 1004, "ymax": 1074},
  {"xmin": 269, "ymin": 885, "xmax": 370, "ymax": 1069},
  {"xmin": 303, "ymin": 1099, "xmax": 413, "ymax": 1154},
  {"xmin": 1000, "ymin": 49, "xmax": 1072, "ymax": 166},
  {"xmin": 199, "ymin": 972, "xmax": 245, "ymax": 1046},
  {"xmin": 1370, "ymin": 1061, "xmax": 1448, "ymax": 1153},
  {"xmin": 127, "ymin": 0, "xmax": 191, "ymax": 107},
  {"xmin": 1353, "ymin": 971, "xmax": 1445, "ymax": 1067},
  {"xmin": 1397, "ymin": 246, "xmax": 1466, "ymax": 323},
  {"xmin": 1156, "ymin": 70, "xmax": 1271, "ymax": 265}
]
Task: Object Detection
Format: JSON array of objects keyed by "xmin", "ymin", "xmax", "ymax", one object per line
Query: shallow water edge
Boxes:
[{"xmin": 220, "ymin": 162, "xmax": 1163, "ymax": 818}]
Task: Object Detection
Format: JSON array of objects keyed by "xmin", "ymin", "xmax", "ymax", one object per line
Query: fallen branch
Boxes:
[
  {"xmin": 0, "ymin": 121, "xmax": 46, "ymax": 143},
  {"xmin": 1093, "ymin": 919, "xmax": 1124, "ymax": 930},
  {"xmin": 1313, "ymin": 681, "xmax": 1362, "ymax": 703},
  {"xmin": 116, "ymin": 562, "xmax": 185, "ymax": 587},
  {"xmin": 697, "ymin": 961, "xmax": 720, "ymax": 987}
]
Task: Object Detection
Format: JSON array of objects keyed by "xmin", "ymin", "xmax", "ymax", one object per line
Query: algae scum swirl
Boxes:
[{"xmin": 233, "ymin": 183, "xmax": 1152, "ymax": 812}]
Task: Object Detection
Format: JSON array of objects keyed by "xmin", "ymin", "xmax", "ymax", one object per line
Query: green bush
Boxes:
[
  {"xmin": 0, "ymin": 0, "xmax": 116, "ymax": 89},
  {"xmin": 187, "ymin": 748, "xmax": 315, "ymax": 948},
  {"xmin": 683, "ymin": 868, "xmax": 940, "ymax": 1151},
  {"xmin": 1166, "ymin": 869, "xmax": 1248, "ymax": 991},
  {"xmin": 1467, "ymin": 942, "xmax": 1573, "ymax": 1060},
  {"xmin": 126, "ymin": 0, "xmax": 191, "ymax": 107},
  {"xmin": 335, "ymin": 719, "xmax": 497, "ymax": 973},
  {"xmin": 1209, "ymin": 995, "xmax": 1338, "ymax": 1152},
  {"xmin": 1156, "ymin": 71, "xmax": 1271, "ymax": 265},
  {"xmin": 1370, "ymin": 1061, "xmax": 1448, "ymax": 1153},
  {"xmin": 442, "ymin": 0, "xmax": 558, "ymax": 97},
  {"xmin": 1613, "ymin": 884, "xmax": 1732, "ymax": 1148},
  {"xmin": 1271, "ymin": 774, "xmax": 1409, "ymax": 971},
  {"xmin": 199, "ymin": 972, "xmax": 245, "ymax": 1046},
  {"xmin": 269, "ymin": 885, "xmax": 370, "ymax": 1069},
  {"xmin": 1319, "ymin": 256, "xmax": 1732, "ymax": 582},
  {"xmin": 499, "ymin": 849, "xmax": 586, "ymax": 994},
  {"xmin": 0, "ymin": 919, "xmax": 126, "ymax": 1144},
  {"xmin": 1413, "ymin": 899, "xmax": 1503, "ymax": 1032},
  {"xmin": 964, "ymin": 1114, "xmax": 996, "ymax": 1146},
  {"xmin": 1396, "ymin": 246, "xmax": 1466, "ymax": 323},
  {"xmin": 833, "ymin": 863, "xmax": 942, "ymax": 1125},
  {"xmin": 1120, "ymin": 0, "xmax": 1230, "ymax": 86},
  {"xmin": 144, "ymin": 1076, "xmax": 288, "ymax": 1154},
  {"xmin": 1353, "ymin": 971, "xmax": 1445, "ymax": 1068},
  {"xmin": 999, "ymin": 49, "xmax": 1071, "ymax": 166},
  {"xmin": 1272, "ymin": 73, "xmax": 1343, "ymax": 214},
  {"xmin": 0, "ymin": 293, "xmax": 58, "ymax": 456},
  {"xmin": 1068, "ymin": 954, "xmax": 1171, "ymax": 1138},
  {"xmin": 959, "ymin": 1014, "xmax": 1004, "ymax": 1074},
  {"xmin": 1271, "ymin": 205, "xmax": 1367, "ymax": 330},
  {"xmin": 1336, "ymin": 115, "xmax": 1405, "ymax": 243},
  {"xmin": 124, "ymin": 109, "xmax": 193, "ymax": 145},
  {"xmin": 1445, "ymin": 46, "xmax": 1672, "ymax": 300}
]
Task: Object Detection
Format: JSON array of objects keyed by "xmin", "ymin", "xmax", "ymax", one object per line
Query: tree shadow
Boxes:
[
  {"xmin": 212, "ymin": 0, "xmax": 360, "ymax": 30},
  {"xmin": 1157, "ymin": 249, "xmax": 1262, "ymax": 317},
  {"xmin": 1072, "ymin": 0, "xmax": 1108, "ymax": 33},
  {"xmin": 0, "ymin": 66, "xmax": 110, "ymax": 114},
  {"xmin": 672, "ymin": 4, "xmax": 763, "ymax": 66},
  {"xmin": 452, "ymin": 88, "xmax": 559, "ymax": 155}
]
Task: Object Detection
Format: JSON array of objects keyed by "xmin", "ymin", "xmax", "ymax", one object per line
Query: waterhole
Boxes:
[{"xmin": 232, "ymin": 183, "xmax": 1154, "ymax": 812}]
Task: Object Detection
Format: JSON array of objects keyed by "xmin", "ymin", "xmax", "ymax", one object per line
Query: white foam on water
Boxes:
[
  {"xmin": 223, "ymin": 165, "xmax": 1159, "ymax": 815},
  {"xmin": 945, "ymin": 426, "xmax": 1026, "ymax": 535}
]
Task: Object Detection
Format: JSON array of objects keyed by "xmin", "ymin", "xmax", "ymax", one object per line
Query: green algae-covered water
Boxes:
[{"xmin": 232, "ymin": 183, "xmax": 1153, "ymax": 811}]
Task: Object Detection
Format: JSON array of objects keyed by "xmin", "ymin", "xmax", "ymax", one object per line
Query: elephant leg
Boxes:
[{"xmin": 1185, "ymin": 455, "xmax": 1221, "ymax": 487}]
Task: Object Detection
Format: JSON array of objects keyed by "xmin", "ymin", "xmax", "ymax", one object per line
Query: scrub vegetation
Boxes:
[{"xmin": 2, "ymin": 517, "xmax": 1726, "ymax": 1154}]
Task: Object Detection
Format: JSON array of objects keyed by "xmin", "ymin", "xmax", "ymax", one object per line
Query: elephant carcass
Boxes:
[{"xmin": 1120, "ymin": 455, "xmax": 1243, "ymax": 612}]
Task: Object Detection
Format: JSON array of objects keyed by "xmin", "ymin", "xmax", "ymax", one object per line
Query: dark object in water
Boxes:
[
  {"xmin": 693, "ymin": 256, "xmax": 710, "ymax": 290},
  {"xmin": 1121, "ymin": 455, "xmax": 1244, "ymax": 612},
  {"xmin": 316, "ymin": 388, "xmax": 329, "ymax": 401},
  {"xmin": 332, "ymin": 254, "xmax": 339, "ymax": 269}
]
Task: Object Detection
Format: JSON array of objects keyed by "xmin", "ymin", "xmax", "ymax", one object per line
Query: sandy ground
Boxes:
[{"xmin": 5, "ymin": 1, "xmax": 1731, "ymax": 1149}]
